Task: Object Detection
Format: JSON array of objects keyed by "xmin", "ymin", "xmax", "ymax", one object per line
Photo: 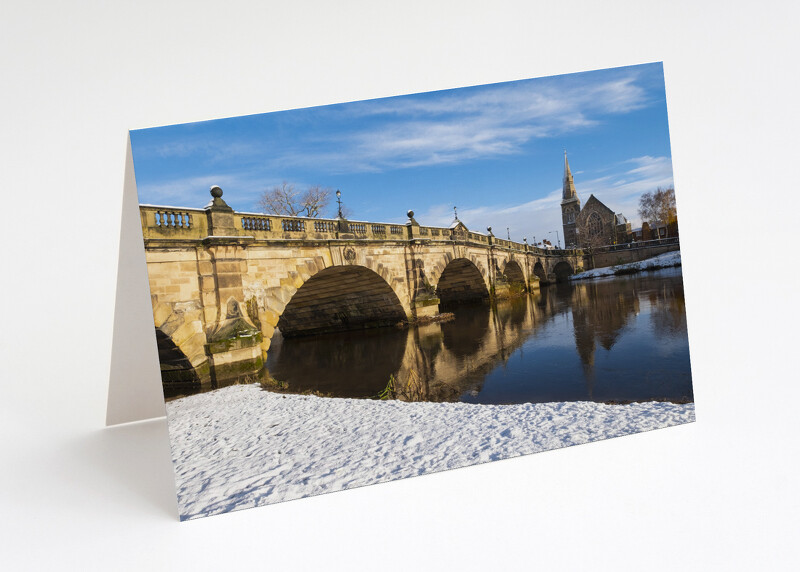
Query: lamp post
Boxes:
[
  {"xmin": 336, "ymin": 189, "xmax": 342, "ymax": 218},
  {"xmin": 507, "ymin": 227, "xmax": 510, "ymax": 241},
  {"xmin": 550, "ymin": 230, "xmax": 561, "ymax": 249}
]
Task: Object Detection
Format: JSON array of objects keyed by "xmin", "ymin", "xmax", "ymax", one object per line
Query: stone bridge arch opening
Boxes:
[
  {"xmin": 502, "ymin": 260, "xmax": 526, "ymax": 291},
  {"xmin": 156, "ymin": 328, "xmax": 200, "ymax": 396},
  {"xmin": 553, "ymin": 261, "xmax": 574, "ymax": 283},
  {"xmin": 436, "ymin": 258, "xmax": 490, "ymax": 307},
  {"xmin": 533, "ymin": 260, "xmax": 547, "ymax": 282},
  {"xmin": 277, "ymin": 265, "xmax": 407, "ymax": 337}
]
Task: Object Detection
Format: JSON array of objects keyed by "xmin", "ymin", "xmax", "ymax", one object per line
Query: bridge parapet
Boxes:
[
  {"xmin": 140, "ymin": 205, "xmax": 209, "ymax": 240},
  {"xmin": 236, "ymin": 212, "xmax": 343, "ymax": 241},
  {"xmin": 140, "ymin": 201, "xmax": 583, "ymax": 258}
]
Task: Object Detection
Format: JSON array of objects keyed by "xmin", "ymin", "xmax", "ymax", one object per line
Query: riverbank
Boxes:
[
  {"xmin": 571, "ymin": 251, "xmax": 681, "ymax": 280},
  {"xmin": 166, "ymin": 384, "xmax": 695, "ymax": 520}
]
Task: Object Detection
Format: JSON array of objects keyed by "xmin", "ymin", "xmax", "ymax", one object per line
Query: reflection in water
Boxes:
[
  {"xmin": 265, "ymin": 268, "xmax": 693, "ymax": 404},
  {"xmin": 648, "ymin": 282, "xmax": 687, "ymax": 336},
  {"xmin": 265, "ymin": 327, "xmax": 407, "ymax": 397},
  {"xmin": 570, "ymin": 277, "xmax": 641, "ymax": 398},
  {"xmin": 440, "ymin": 303, "xmax": 490, "ymax": 355}
]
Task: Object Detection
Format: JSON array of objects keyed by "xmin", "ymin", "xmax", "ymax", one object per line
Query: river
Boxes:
[{"xmin": 264, "ymin": 267, "xmax": 693, "ymax": 404}]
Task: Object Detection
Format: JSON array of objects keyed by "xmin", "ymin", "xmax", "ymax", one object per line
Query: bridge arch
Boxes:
[
  {"xmin": 426, "ymin": 252, "xmax": 489, "ymax": 288},
  {"xmin": 276, "ymin": 265, "xmax": 407, "ymax": 337},
  {"xmin": 533, "ymin": 260, "xmax": 547, "ymax": 282},
  {"xmin": 151, "ymin": 301, "xmax": 209, "ymax": 385},
  {"xmin": 553, "ymin": 261, "xmax": 574, "ymax": 283},
  {"xmin": 155, "ymin": 328, "xmax": 198, "ymax": 384},
  {"xmin": 435, "ymin": 257, "xmax": 490, "ymax": 305},
  {"xmin": 502, "ymin": 259, "xmax": 526, "ymax": 289}
]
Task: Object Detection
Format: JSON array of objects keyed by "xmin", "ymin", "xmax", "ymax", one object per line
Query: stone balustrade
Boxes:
[
  {"xmin": 140, "ymin": 205, "xmax": 586, "ymax": 259},
  {"xmin": 140, "ymin": 206, "xmax": 208, "ymax": 239},
  {"xmin": 140, "ymin": 202, "xmax": 588, "ymax": 265}
]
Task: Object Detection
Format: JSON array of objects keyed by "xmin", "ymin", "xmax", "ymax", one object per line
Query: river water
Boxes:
[{"xmin": 265, "ymin": 268, "xmax": 693, "ymax": 404}]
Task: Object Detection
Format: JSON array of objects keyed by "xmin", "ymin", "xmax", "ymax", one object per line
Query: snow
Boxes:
[
  {"xmin": 571, "ymin": 251, "xmax": 682, "ymax": 280},
  {"xmin": 166, "ymin": 384, "xmax": 695, "ymax": 520}
]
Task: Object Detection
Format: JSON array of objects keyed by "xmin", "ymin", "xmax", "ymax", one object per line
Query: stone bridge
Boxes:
[{"xmin": 142, "ymin": 187, "xmax": 584, "ymax": 389}]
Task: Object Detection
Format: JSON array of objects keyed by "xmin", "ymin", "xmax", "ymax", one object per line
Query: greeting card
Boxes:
[{"xmin": 108, "ymin": 62, "xmax": 694, "ymax": 520}]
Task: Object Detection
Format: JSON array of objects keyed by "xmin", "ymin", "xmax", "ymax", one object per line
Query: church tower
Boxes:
[{"xmin": 561, "ymin": 151, "xmax": 581, "ymax": 248}]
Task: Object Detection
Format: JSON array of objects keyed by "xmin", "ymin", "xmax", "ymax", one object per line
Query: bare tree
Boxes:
[
  {"xmin": 302, "ymin": 185, "xmax": 331, "ymax": 218},
  {"xmin": 258, "ymin": 182, "xmax": 301, "ymax": 216},
  {"xmin": 638, "ymin": 187, "xmax": 677, "ymax": 226},
  {"xmin": 258, "ymin": 182, "xmax": 334, "ymax": 218}
]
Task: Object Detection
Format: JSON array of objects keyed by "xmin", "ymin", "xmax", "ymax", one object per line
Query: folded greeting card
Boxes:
[{"xmin": 108, "ymin": 62, "xmax": 694, "ymax": 520}]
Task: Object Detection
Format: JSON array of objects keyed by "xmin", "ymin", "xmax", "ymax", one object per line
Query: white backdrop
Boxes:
[{"xmin": 2, "ymin": 1, "xmax": 798, "ymax": 570}]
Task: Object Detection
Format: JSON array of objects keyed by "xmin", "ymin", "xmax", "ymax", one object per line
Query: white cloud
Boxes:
[
  {"xmin": 410, "ymin": 155, "xmax": 674, "ymax": 243},
  {"xmin": 304, "ymin": 74, "xmax": 648, "ymax": 172},
  {"xmin": 137, "ymin": 174, "xmax": 237, "ymax": 204},
  {"xmin": 575, "ymin": 156, "xmax": 675, "ymax": 227},
  {"xmin": 140, "ymin": 69, "xmax": 653, "ymax": 176},
  {"xmin": 137, "ymin": 172, "xmax": 272, "ymax": 208},
  {"xmin": 138, "ymin": 154, "xmax": 675, "ymax": 241}
]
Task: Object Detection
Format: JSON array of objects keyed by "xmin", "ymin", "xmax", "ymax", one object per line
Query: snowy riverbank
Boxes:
[
  {"xmin": 166, "ymin": 384, "xmax": 695, "ymax": 520},
  {"xmin": 571, "ymin": 250, "xmax": 681, "ymax": 280}
]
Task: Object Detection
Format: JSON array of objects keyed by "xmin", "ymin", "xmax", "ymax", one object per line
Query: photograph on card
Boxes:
[{"xmin": 130, "ymin": 61, "xmax": 694, "ymax": 520}]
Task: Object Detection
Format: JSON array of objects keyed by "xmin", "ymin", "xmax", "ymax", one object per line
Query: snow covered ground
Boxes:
[
  {"xmin": 166, "ymin": 384, "xmax": 695, "ymax": 520},
  {"xmin": 571, "ymin": 250, "xmax": 681, "ymax": 280}
]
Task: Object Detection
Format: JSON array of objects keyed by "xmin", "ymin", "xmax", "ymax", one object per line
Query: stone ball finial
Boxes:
[
  {"xmin": 407, "ymin": 210, "xmax": 415, "ymax": 219},
  {"xmin": 210, "ymin": 185, "xmax": 223, "ymax": 198}
]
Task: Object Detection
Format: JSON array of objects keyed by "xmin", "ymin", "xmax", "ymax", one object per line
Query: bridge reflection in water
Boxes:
[{"xmin": 264, "ymin": 268, "xmax": 692, "ymax": 405}]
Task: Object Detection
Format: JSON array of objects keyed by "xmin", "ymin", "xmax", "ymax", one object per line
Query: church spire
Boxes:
[
  {"xmin": 560, "ymin": 151, "xmax": 581, "ymax": 248},
  {"xmin": 564, "ymin": 149, "xmax": 571, "ymax": 179},
  {"xmin": 562, "ymin": 150, "xmax": 577, "ymax": 202}
]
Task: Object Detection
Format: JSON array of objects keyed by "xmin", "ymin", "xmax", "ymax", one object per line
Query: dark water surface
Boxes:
[{"xmin": 265, "ymin": 268, "xmax": 693, "ymax": 404}]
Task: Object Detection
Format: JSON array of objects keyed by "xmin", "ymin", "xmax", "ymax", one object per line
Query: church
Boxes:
[{"xmin": 560, "ymin": 153, "xmax": 632, "ymax": 249}]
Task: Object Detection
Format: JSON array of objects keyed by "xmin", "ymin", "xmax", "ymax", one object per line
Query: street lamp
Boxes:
[
  {"xmin": 507, "ymin": 227, "xmax": 510, "ymax": 241},
  {"xmin": 336, "ymin": 189, "xmax": 342, "ymax": 218},
  {"xmin": 550, "ymin": 230, "xmax": 561, "ymax": 249}
]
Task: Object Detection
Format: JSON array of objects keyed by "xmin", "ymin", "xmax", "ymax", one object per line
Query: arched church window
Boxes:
[{"xmin": 587, "ymin": 212, "xmax": 603, "ymax": 237}]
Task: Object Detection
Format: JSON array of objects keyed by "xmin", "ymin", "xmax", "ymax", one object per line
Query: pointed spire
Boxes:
[
  {"xmin": 564, "ymin": 149, "xmax": 571, "ymax": 180},
  {"xmin": 562, "ymin": 150, "xmax": 577, "ymax": 202}
]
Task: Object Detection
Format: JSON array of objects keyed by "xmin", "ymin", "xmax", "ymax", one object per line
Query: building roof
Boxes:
[{"xmin": 582, "ymin": 194, "xmax": 615, "ymax": 215}]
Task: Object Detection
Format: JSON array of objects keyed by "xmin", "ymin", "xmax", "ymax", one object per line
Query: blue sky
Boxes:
[{"xmin": 130, "ymin": 62, "xmax": 674, "ymax": 245}]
